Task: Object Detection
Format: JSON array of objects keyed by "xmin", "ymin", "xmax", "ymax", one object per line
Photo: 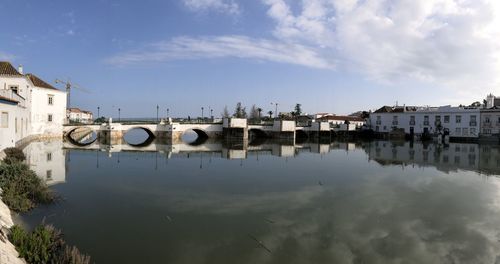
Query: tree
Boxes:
[
  {"xmin": 222, "ymin": 106, "xmax": 230, "ymax": 118},
  {"xmin": 470, "ymin": 101, "xmax": 481, "ymax": 107},
  {"xmin": 268, "ymin": 110, "xmax": 273, "ymax": 119},
  {"xmin": 233, "ymin": 102, "xmax": 247, "ymax": 118},
  {"xmin": 257, "ymin": 108, "xmax": 263, "ymax": 119},
  {"xmin": 293, "ymin": 103, "xmax": 302, "ymax": 117},
  {"xmin": 249, "ymin": 105, "xmax": 259, "ymax": 120}
]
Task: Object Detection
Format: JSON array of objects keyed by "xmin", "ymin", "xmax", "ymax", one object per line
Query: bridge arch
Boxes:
[
  {"xmin": 65, "ymin": 127, "xmax": 98, "ymax": 147},
  {"xmin": 182, "ymin": 128, "xmax": 209, "ymax": 145},
  {"xmin": 123, "ymin": 127, "xmax": 156, "ymax": 147},
  {"xmin": 295, "ymin": 129, "xmax": 308, "ymax": 144}
]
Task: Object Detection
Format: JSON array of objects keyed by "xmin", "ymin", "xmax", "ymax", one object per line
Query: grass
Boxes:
[
  {"xmin": 0, "ymin": 153, "xmax": 55, "ymax": 212},
  {"xmin": 1, "ymin": 147, "xmax": 92, "ymax": 263},
  {"xmin": 9, "ymin": 224, "xmax": 91, "ymax": 264}
]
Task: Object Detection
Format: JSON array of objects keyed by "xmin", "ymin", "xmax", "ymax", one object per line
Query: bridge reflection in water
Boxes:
[{"xmin": 23, "ymin": 138, "xmax": 500, "ymax": 188}]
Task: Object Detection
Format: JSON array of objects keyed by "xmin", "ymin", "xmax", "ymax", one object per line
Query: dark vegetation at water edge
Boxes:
[
  {"xmin": 9, "ymin": 224, "xmax": 91, "ymax": 264},
  {"xmin": 0, "ymin": 147, "xmax": 54, "ymax": 212},
  {"xmin": 1, "ymin": 147, "xmax": 92, "ymax": 263}
]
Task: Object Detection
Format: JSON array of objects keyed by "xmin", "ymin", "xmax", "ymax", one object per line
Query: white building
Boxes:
[
  {"xmin": 26, "ymin": 74, "xmax": 67, "ymax": 136},
  {"xmin": 0, "ymin": 61, "xmax": 67, "ymax": 150},
  {"xmin": 67, "ymin": 107, "xmax": 93, "ymax": 124},
  {"xmin": 370, "ymin": 105, "xmax": 480, "ymax": 139}
]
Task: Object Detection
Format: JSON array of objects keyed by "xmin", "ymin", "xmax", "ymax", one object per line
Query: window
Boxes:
[
  {"xmin": 376, "ymin": 116, "xmax": 381, "ymax": 125},
  {"xmin": 47, "ymin": 152, "xmax": 52, "ymax": 161},
  {"xmin": 456, "ymin": 128, "xmax": 461, "ymax": 135},
  {"xmin": 46, "ymin": 170, "xmax": 52, "ymax": 180},
  {"xmin": 470, "ymin": 115, "xmax": 477, "ymax": 126},
  {"xmin": 410, "ymin": 116, "xmax": 415, "ymax": 125},
  {"xmin": 456, "ymin": 115, "xmax": 462, "ymax": 123},
  {"xmin": 444, "ymin": 115, "xmax": 450, "ymax": 123},
  {"xmin": 470, "ymin": 128, "xmax": 476, "ymax": 135},
  {"xmin": 48, "ymin": 95, "xmax": 54, "ymax": 105},
  {"xmin": 424, "ymin": 116, "xmax": 429, "ymax": 125},
  {"xmin": 48, "ymin": 114, "xmax": 53, "ymax": 122},
  {"xmin": 463, "ymin": 128, "xmax": 469, "ymax": 136},
  {"xmin": 485, "ymin": 116, "xmax": 491, "ymax": 123},
  {"xmin": 392, "ymin": 116, "xmax": 398, "ymax": 125},
  {"xmin": 0, "ymin": 112, "xmax": 8, "ymax": 128},
  {"xmin": 9, "ymin": 85, "xmax": 19, "ymax": 94}
]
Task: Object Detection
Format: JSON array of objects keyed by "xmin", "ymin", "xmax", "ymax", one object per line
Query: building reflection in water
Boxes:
[
  {"xmin": 365, "ymin": 141, "xmax": 500, "ymax": 176},
  {"xmin": 22, "ymin": 138, "xmax": 500, "ymax": 186}
]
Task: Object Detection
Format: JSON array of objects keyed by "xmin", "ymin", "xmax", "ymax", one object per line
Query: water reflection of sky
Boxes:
[{"xmin": 20, "ymin": 139, "xmax": 500, "ymax": 264}]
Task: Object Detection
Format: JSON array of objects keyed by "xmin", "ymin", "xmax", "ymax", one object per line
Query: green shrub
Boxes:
[
  {"xmin": 3, "ymin": 147, "xmax": 26, "ymax": 164},
  {"xmin": 0, "ymin": 161, "xmax": 55, "ymax": 212},
  {"xmin": 8, "ymin": 225, "xmax": 91, "ymax": 264}
]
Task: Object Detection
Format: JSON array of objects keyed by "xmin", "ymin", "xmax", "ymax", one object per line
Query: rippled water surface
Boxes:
[{"xmin": 19, "ymin": 138, "xmax": 500, "ymax": 264}]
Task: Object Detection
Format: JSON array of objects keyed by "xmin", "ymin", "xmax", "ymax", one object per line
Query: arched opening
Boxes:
[
  {"xmin": 66, "ymin": 127, "xmax": 98, "ymax": 146},
  {"xmin": 295, "ymin": 130, "xmax": 308, "ymax": 144},
  {"xmin": 249, "ymin": 129, "xmax": 269, "ymax": 146},
  {"xmin": 182, "ymin": 129, "xmax": 209, "ymax": 145},
  {"xmin": 123, "ymin": 127, "xmax": 156, "ymax": 147}
]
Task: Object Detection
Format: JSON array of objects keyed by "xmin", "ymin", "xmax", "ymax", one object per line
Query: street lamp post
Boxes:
[
  {"xmin": 201, "ymin": 107, "xmax": 204, "ymax": 120},
  {"xmin": 271, "ymin": 102, "xmax": 279, "ymax": 119},
  {"xmin": 210, "ymin": 109, "xmax": 213, "ymax": 120},
  {"xmin": 167, "ymin": 108, "xmax": 170, "ymax": 118},
  {"xmin": 97, "ymin": 106, "xmax": 100, "ymax": 123},
  {"xmin": 156, "ymin": 105, "xmax": 159, "ymax": 122},
  {"xmin": 118, "ymin": 108, "xmax": 121, "ymax": 122}
]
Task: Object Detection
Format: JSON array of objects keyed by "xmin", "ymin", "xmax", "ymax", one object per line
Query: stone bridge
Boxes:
[{"xmin": 63, "ymin": 118, "xmax": 332, "ymax": 146}]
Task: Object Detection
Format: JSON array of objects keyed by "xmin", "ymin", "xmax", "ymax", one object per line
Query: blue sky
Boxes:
[{"xmin": 1, "ymin": 0, "xmax": 499, "ymax": 118}]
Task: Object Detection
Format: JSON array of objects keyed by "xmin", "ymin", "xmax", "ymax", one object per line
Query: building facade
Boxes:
[
  {"xmin": 0, "ymin": 61, "xmax": 67, "ymax": 150},
  {"xmin": 370, "ymin": 105, "xmax": 480, "ymax": 139},
  {"xmin": 67, "ymin": 108, "xmax": 93, "ymax": 124}
]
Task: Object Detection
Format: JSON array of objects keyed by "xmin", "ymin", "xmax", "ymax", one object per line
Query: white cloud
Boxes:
[
  {"xmin": 106, "ymin": 35, "xmax": 334, "ymax": 69},
  {"xmin": 262, "ymin": 0, "xmax": 500, "ymax": 95},
  {"xmin": 108, "ymin": 0, "xmax": 500, "ymax": 97},
  {"xmin": 183, "ymin": 0, "xmax": 240, "ymax": 15}
]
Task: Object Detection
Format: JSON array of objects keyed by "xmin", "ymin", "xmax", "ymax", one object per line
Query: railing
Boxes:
[
  {"xmin": 470, "ymin": 121, "xmax": 477, "ymax": 127},
  {"xmin": 409, "ymin": 121, "xmax": 415, "ymax": 125},
  {"xmin": 423, "ymin": 121, "xmax": 430, "ymax": 126},
  {"xmin": 0, "ymin": 89, "xmax": 26, "ymax": 107}
]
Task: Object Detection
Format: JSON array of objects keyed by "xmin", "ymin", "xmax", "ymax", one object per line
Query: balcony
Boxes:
[
  {"xmin": 470, "ymin": 121, "xmax": 477, "ymax": 127},
  {"xmin": 423, "ymin": 121, "xmax": 430, "ymax": 126},
  {"xmin": 409, "ymin": 121, "xmax": 415, "ymax": 125},
  {"xmin": 0, "ymin": 89, "xmax": 26, "ymax": 108}
]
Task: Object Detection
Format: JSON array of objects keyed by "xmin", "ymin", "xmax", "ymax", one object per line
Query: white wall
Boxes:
[
  {"xmin": 30, "ymin": 87, "xmax": 66, "ymax": 136},
  {"xmin": 370, "ymin": 107, "xmax": 480, "ymax": 138}
]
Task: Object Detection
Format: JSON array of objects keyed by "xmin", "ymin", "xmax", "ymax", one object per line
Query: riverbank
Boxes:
[
  {"xmin": 0, "ymin": 193, "xmax": 25, "ymax": 264},
  {"xmin": 0, "ymin": 147, "xmax": 25, "ymax": 264}
]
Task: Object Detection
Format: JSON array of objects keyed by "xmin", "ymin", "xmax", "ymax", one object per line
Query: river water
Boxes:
[{"xmin": 18, "ymin": 133, "xmax": 500, "ymax": 263}]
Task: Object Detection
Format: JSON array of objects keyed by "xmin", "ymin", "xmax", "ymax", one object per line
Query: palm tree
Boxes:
[
  {"xmin": 268, "ymin": 110, "xmax": 273, "ymax": 119},
  {"xmin": 257, "ymin": 108, "xmax": 263, "ymax": 119}
]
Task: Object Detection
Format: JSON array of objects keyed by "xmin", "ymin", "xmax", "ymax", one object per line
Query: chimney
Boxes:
[{"xmin": 18, "ymin": 65, "xmax": 23, "ymax": 74}]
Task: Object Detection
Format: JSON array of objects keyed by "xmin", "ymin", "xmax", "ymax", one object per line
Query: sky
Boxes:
[{"xmin": 1, "ymin": 0, "xmax": 500, "ymax": 118}]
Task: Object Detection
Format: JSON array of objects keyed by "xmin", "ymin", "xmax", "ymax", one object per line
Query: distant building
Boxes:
[
  {"xmin": 369, "ymin": 105, "xmax": 480, "ymax": 139},
  {"xmin": 67, "ymin": 107, "xmax": 93, "ymax": 124},
  {"xmin": 317, "ymin": 115, "xmax": 365, "ymax": 127}
]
